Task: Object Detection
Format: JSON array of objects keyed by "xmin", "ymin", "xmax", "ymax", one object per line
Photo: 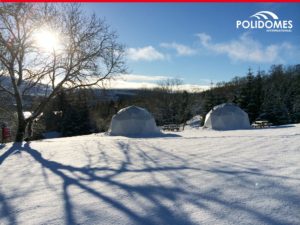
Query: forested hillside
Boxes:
[
  {"xmin": 200, "ymin": 65, "xmax": 300, "ymax": 125},
  {"xmin": 1, "ymin": 64, "xmax": 299, "ymax": 139}
]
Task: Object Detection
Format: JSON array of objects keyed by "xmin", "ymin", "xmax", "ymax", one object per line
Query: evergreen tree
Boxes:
[
  {"xmin": 199, "ymin": 64, "xmax": 300, "ymax": 126},
  {"xmin": 61, "ymin": 104, "xmax": 90, "ymax": 137}
]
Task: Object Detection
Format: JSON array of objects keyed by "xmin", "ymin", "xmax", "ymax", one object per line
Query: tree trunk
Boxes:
[
  {"xmin": 15, "ymin": 118, "xmax": 27, "ymax": 142},
  {"xmin": 182, "ymin": 122, "xmax": 186, "ymax": 131},
  {"xmin": 27, "ymin": 120, "xmax": 34, "ymax": 139}
]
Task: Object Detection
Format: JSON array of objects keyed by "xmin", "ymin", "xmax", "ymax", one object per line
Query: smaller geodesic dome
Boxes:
[
  {"xmin": 204, "ymin": 103, "xmax": 250, "ymax": 130},
  {"xmin": 109, "ymin": 106, "xmax": 160, "ymax": 136}
]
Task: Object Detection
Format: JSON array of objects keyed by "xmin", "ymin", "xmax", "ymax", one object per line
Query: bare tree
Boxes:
[
  {"xmin": 157, "ymin": 78, "xmax": 183, "ymax": 93},
  {"xmin": 0, "ymin": 3, "xmax": 126, "ymax": 142}
]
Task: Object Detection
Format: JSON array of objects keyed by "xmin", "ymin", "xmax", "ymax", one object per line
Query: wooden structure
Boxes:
[
  {"xmin": 252, "ymin": 120, "xmax": 273, "ymax": 128},
  {"xmin": 162, "ymin": 124, "xmax": 180, "ymax": 132}
]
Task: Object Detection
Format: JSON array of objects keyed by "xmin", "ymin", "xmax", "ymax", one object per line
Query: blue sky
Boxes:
[{"xmin": 83, "ymin": 3, "xmax": 300, "ymax": 90}]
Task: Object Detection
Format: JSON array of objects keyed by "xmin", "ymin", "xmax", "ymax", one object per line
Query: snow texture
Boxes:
[
  {"xmin": 204, "ymin": 103, "xmax": 251, "ymax": 130},
  {"xmin": 0, "ymin": 124, "xmax": 300, "ymax": 225},
  {"xmin": 109, "ymin": 106, "xmax": 160, "ymax": 136},
  {"xmin": 186, "ymin": 115, "xmax": 202, "ymax": 128},
  {"xmin": 23, "ymin": 112, "xmax": 32, "ymax": 120}
]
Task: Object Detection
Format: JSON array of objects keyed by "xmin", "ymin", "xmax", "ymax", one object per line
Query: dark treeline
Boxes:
[
  {"xmin": 119, "ymin": 64, "xmax": 300, "ymax": 127},
  {"xmin": 200, "ymin": 64, "xmax": 300, "ymax": 125},
  {"xmin": 1, "ymin": 64, "xmax": 299, "ymax": 140},
  {"xmin": 37, "ymin": 79, "xmax": 201, "ymax": 138},
  {"xmin": 41, "ymin": 89, "xmax": 117, "ymax": 137}
]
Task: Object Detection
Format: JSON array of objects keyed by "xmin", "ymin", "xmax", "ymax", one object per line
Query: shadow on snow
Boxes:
[{"xmin": 0, "ymin": 140, "xmax": 299, "ymax": 225}]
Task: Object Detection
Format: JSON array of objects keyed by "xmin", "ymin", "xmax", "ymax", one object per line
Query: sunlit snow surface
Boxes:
[{"xmin": 1, "ymin": 124, "xmax": 300, "ymax": 225}]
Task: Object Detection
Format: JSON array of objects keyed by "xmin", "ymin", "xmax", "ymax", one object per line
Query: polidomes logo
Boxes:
[
  {"xmin": 250, "ymin": 11, "xmax": 279, "ymax": 20},
  {"xmin": 236, "ymin": 11, "xmax": 293, "ymax": 32}
]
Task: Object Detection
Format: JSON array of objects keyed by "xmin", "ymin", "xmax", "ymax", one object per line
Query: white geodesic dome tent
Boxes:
[
  {"xmin": 204, "ymin": 103, "xmax": 251, "ymax": 130},
  {"xmin": 109, "ymin": 106, "xmax": 160, "ymax": 136}
]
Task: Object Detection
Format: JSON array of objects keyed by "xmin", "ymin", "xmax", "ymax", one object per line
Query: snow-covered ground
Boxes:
[{"xmin": 1, "ymin": 124, "xmax": 300, "ymax": 225}]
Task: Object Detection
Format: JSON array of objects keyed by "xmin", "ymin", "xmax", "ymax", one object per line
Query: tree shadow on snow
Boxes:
[
  {"xmin": 0, "ymin": 143, "xmax": 22, "ymax": 166},
  {"xmin": 0, "ymin": 191, "xmax": 17, "ymax": 225},
  {"xmin": 2, "ymin": 142, "xmax": 196, "ymax": 225},
  {"xmin": 0, "ymin": 141, "xmax": 299, "ymax": 225}
]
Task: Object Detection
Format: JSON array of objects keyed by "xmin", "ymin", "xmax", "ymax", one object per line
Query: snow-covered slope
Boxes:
[{"xmin": 1, "ymin": 124, "xmax": 300, "ymax": 225}]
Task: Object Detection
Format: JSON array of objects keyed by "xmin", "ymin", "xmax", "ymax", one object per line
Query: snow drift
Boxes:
[
  {"xmin": 109, "ymin": 106, "xmax": 160, "ymax": 136},
  {"xmin": 204, "ymin": 103, "xmax": 251, "ymax": 130}
]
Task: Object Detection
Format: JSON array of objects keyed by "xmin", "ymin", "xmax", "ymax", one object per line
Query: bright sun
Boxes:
[{"xmin": 34, "ymin": 28, "xmax": 61, "ymax": 53}]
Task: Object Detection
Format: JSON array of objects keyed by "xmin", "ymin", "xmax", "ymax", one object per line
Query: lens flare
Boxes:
[{"xmin": 34, "ymin": 28, "xmax": 61, "ymax": 53}]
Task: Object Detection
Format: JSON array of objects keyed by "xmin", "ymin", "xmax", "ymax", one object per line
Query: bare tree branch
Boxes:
[{"xmin": 0, "ymin": 3, "xmax": 126, "ymax": 141}]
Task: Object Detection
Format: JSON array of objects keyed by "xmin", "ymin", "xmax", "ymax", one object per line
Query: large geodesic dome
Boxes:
[
  {"xmin": 109, "ymin": 106, "xmax": 160, "ymax": 136},
  {"xmin": 204, "ymin": 103, "xmax": 251, "ymax": 130}
]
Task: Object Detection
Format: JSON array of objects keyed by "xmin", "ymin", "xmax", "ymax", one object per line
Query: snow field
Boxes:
[{"xmin": 0, "ymin": 124, "xmax": 299, "ymax": 225}]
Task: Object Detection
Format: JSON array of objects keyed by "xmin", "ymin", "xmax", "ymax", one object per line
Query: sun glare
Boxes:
[{"xmin": 34, "ymin": 28, "xmax": 61, "ymax": 53}]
